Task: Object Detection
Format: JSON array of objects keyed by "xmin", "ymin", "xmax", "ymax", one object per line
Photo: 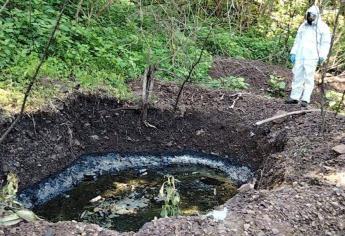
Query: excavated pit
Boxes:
[{"xmin": 0, "ymin": 91, "xmax": 289, "ymax": 234}]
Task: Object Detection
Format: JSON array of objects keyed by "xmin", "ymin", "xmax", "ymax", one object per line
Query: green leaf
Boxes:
[
  {"xmin": 160, "ymin": 207, "xmax": 167, "ymax": 217},
  {"xmin": 172, "ymin": 194, "xmax": 180, "ymax": 205},
  {"xmin": 15, "ymin": 209, "xmax": 40, "ymax": 222},
  {"xmin": 159, "ymin": 183, "xmax": 165, "ymax": 197},
  {"xmin": 0, "ymin": 213, "xmax": 22, "ymax": 226}
]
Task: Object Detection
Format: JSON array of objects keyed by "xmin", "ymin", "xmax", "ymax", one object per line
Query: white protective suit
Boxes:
[{"xmin": 290, "ymin": 5, "xmax": 331, "ymax": 103}]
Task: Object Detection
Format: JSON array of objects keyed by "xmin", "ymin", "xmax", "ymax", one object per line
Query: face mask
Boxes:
[{"xmin": 307, "ymin": 12, "xmax": 317, "ymax": 25}]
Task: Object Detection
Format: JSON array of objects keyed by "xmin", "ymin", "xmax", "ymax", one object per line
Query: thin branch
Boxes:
[
  {"xmin": 230, "ymin": 94, "xmax": 242, "ymax": 109},
  {"xmin": 0, "ymin": 0, "xmax": 10, "ymax": 15},
  {"xmin": 110, "ymin": 106, "xmax": 140, "ymax": 112},
  {"xmin": 174, "ymin": 28, "xmax": 212, "ymax": 111},
  {"xmin": 157, "ymin": 68, "xmax": 181, "ymax": 80},
  {"xmin": 75, "ymin": 0, "xmax": 84, "ymax": 22},
  {"xmin": 255, "ymin": 109, "xmax": 320, "ymax": 126},
  {"xmin": 320, "ymin": 4, "xmax": 344, "ymax": 133},
  {"xmin": 0, "ymin": 0, "xmax": 68, "ymax": 145},
  {"xmin": 96, "ymin": 0, "xmax": 114, "ymax": 18}
]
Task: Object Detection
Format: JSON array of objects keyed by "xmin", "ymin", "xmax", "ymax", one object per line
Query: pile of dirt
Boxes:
[
  {"xmin": 209, "ymin": 57, "xmax": 345, "ymax": 101},
  {"xmin": 1, "ymin": 60, "xmax": 345, "ymax": 235}
]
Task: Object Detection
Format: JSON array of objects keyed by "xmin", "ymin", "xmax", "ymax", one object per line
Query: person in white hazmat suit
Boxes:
[{"xmin": 286, "ymin": 5, "xmax": 331, "ymax": 107}]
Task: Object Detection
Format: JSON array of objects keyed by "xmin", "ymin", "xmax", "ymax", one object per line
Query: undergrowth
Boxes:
[
  {"xmin": 0, "ymin": 0, "xmax": 343, "ymax": 113},
  {"xmin": 0, "ymin": 1, "xmax": 290, "ymax": 112},
  {"xmin": 202, "ymin": 76, "xmax": 249, "ymax": 91}
]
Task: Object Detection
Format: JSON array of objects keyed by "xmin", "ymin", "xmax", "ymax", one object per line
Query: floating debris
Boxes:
[{"xmin": 34, "ymin": 165, "xmax": 240, "ymax": 232}]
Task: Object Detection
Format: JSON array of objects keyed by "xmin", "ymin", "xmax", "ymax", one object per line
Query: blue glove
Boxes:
[
  {"xmin": 290, "ymin": 54, "xmax": 296, "ymax": 64},
  {"xmin": 319, "ymin": 57, "xmax": 325, "ymax": 64}
]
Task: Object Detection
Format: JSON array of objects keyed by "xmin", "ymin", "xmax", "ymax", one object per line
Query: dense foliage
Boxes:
[{"xmin": 0, "ymin": 0, "xmax": 344, "ymax": 110}]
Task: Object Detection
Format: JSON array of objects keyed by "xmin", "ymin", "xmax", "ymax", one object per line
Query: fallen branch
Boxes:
[
  {"xmin": 324, "ymin": 76, "xmax": 345, "ymax": 84},
  {"xmin": 228, "ymin": 92, "xmax": 249, "ymax": 97},
  {"xmin": 230, "ymin": 94, "xmax": 242, "ymax": 109},
  {"xmin": 111, "ymin": 106, "xmax": 140, "ymax": 112},
  {"xmin": 255, "ymin": 109, "xmax": 320, "ymax": 126},
  {"xmin": 0, "ymin": 0, "xmax": 68, "ymax": 145},
  {"xmin": 143, "ymin": 120, "xmax": 157, "ymax": 129}
]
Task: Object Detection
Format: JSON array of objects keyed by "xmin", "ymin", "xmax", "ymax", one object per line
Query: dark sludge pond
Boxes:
[
  {"xmin": 19, "ymin": 152, "xmax": 253, "ymax": 232},
  {"xmin": 35, "ymin": 166, "xmax": 237, "ymax": 232}
]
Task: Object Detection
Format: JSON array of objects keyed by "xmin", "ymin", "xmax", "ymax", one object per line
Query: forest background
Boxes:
[{"xmin": 0, "ymin": 0, "xmax": 344, "ymax": 111}]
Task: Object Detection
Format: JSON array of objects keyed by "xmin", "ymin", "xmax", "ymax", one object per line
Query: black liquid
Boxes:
[{"xmin": 35, "ymin": 165, "xmax": 237, "ymax": 232}]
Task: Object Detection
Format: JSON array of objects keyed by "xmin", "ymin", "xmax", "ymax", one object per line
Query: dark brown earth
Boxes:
[
  {"xmin": 209, "ymin": 56, "xmax": 345, "ymax": 104},
  {"xmin": 1, "ymin": 58, "xmax": 345, "ymax": 235},
  {"xmin": 0, "ymin": 88, "xmax": 280, "ymax": 189},
  {"xmin": 209, "ymin": 56, "xmax": 293, "ymax": 93}
]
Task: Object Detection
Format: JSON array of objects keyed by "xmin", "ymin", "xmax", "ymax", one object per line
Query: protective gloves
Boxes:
[
  {"xmin": 290, "ymin": 54, "xmax": 296, "ymax": 64},
  {"xmin": 319, "ymin": 57, "xmax": 325, "ymax": 65}
]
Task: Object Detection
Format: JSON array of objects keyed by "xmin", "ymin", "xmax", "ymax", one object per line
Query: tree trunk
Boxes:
[
  {"xmin": 75, "ymin": 0, "xmax": 84, "ymax": 22},
  {"xmin": 141, "ymin": 65, "xmax": 156, "ymax": 122}
]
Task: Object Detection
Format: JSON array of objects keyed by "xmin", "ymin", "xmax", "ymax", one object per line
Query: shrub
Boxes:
[
  {"xmin": 268, "ymin": 75, "xmax": 286, "ymax": 97},
  {"xmin": 326, "ymin": 90, "xmax": 345, "ymax": 114},
  {"xmin": 203, "ymin": 76, "xmax": 249, "ymax": 91}
]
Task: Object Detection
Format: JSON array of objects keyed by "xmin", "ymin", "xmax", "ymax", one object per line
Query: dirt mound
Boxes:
[
  {"xmin": 209, "ymin": 56, "xmax": 293, "ymax": 92},
  {"xmin": 209, "ymin": 57, "xmax": 345, "ymax": 107}
]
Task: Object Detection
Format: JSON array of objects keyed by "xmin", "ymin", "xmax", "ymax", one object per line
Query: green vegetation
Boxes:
[
  {"xmin": 0, "ymin": 0, "xmax": 344, "ymax": 111},
  {"xmin": 268, "ymin": 75, "xmax": 286, "ymax": 97},
  {"xmin": 201, "ymin": 27, "xmax": 283, "ymax": 62},
  {"xmin": 326, "ymin": 90, "xmax": 345, "ymax": 114},
  {"xmin": 159, "ymin": 175, "xmax": 180, "ymax": 217},
  {"xmin": 0, "ymin": 173, "xmax": 40, "ymax": 226},
  {"xmin": 203, "ymin": 76, "xmax": 249, "ymax": 90}
]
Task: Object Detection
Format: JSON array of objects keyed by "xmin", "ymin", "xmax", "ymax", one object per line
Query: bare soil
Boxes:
[{"xmin": 1, "ymin": 57, "xmax": 345, "ymax": 235}]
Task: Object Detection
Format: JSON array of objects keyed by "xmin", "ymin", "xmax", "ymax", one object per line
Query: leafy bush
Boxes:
[
  {"xmin": 198, "ymin": 28, "xmax": 251, "ymax": 59},
  {"xmin": 233, "ymin": 35, "xmax": 280, "ymax": 61},
  {"xmin": 326, "ymin": 90, "xmax": 345, "ymax": 114},
  {"xmin": 199, "ymin": 27, "xmax": 285, "ymax": 62},
  {"xmin": 203, "ymin": 76, "xmax": 249, "ymax": 91},
  {"xmin": 268, "ymin": 75, "xmax": 286, "ymax": 97}
]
